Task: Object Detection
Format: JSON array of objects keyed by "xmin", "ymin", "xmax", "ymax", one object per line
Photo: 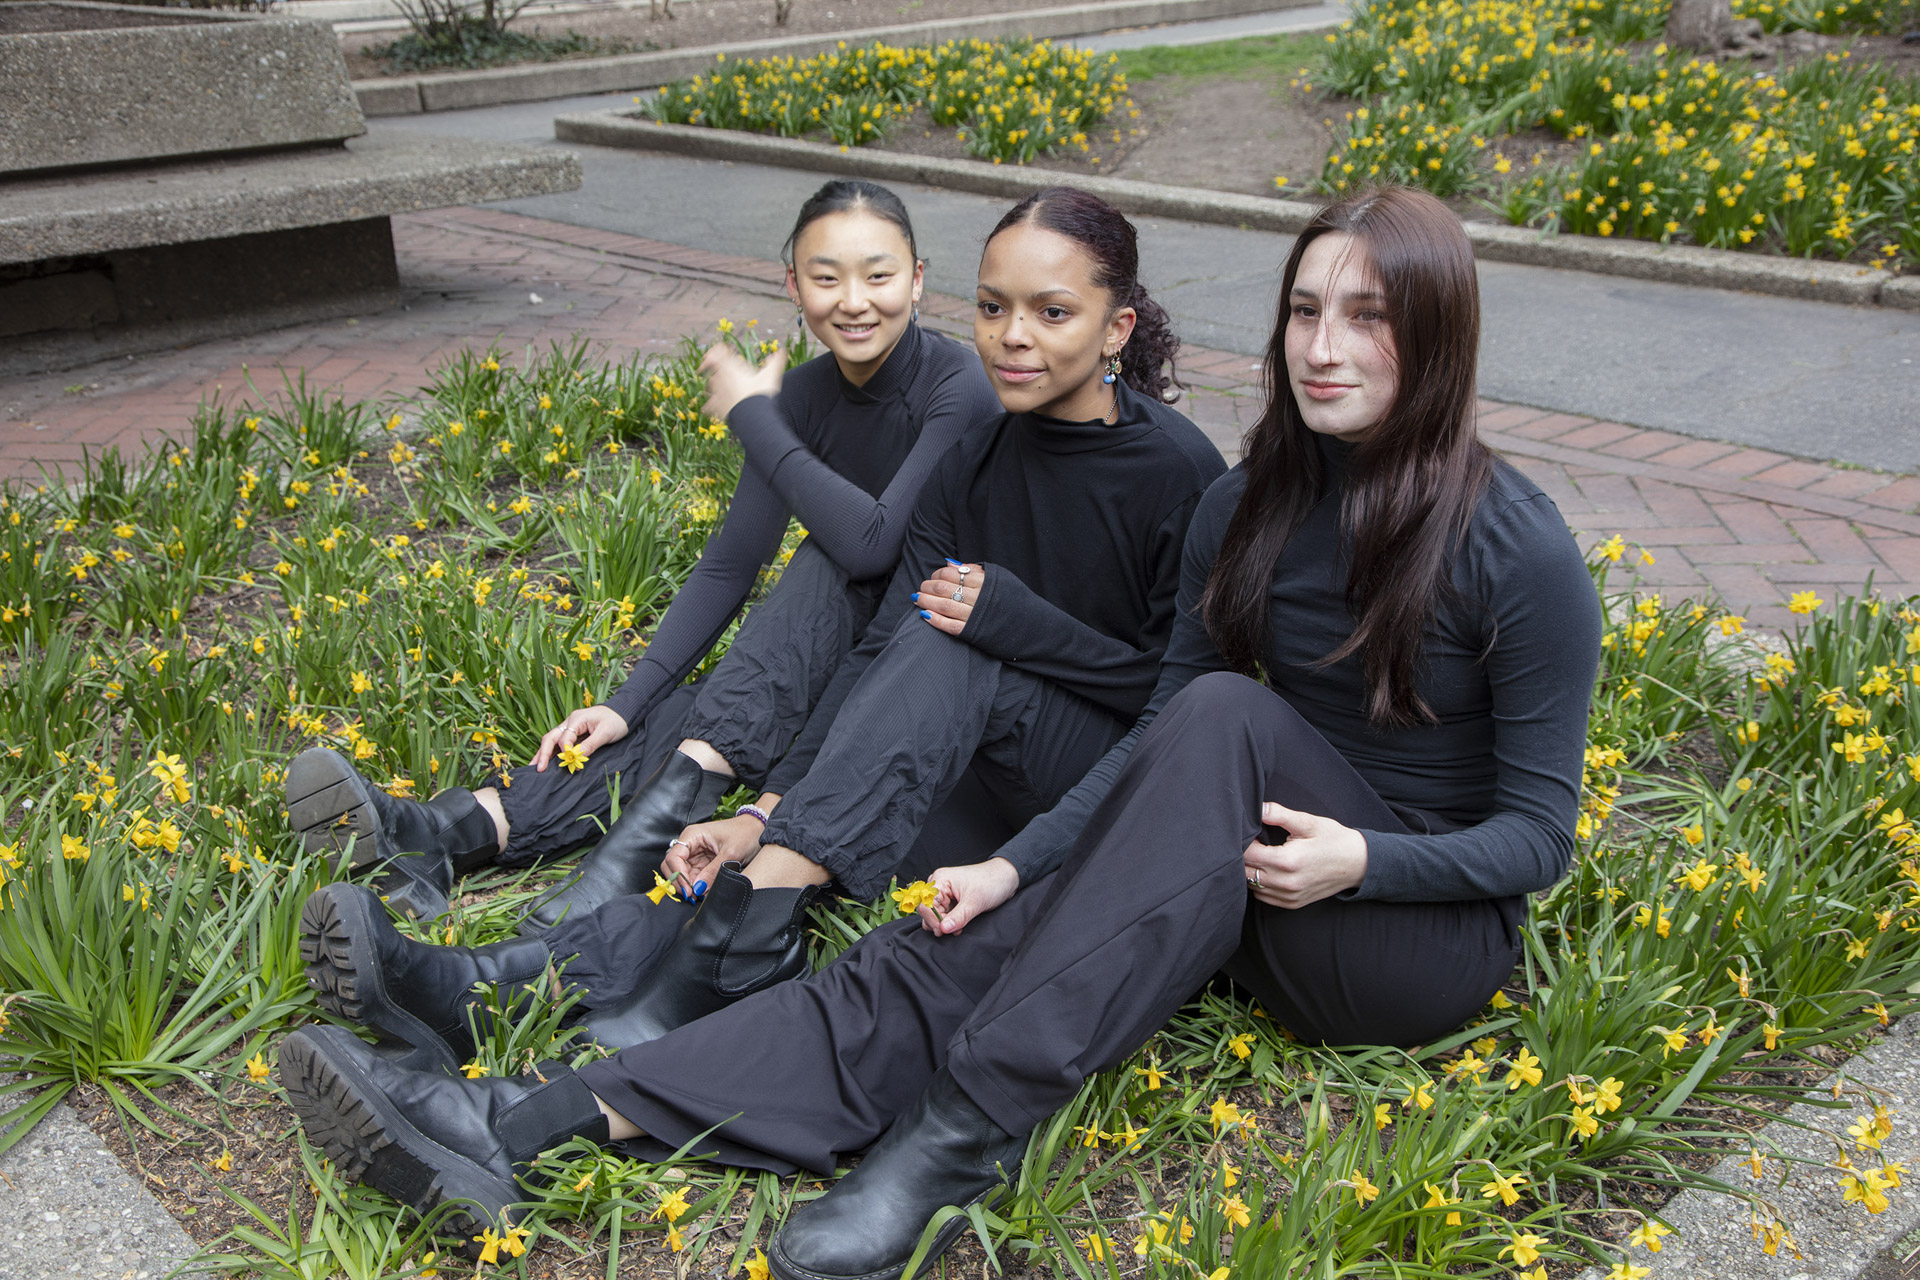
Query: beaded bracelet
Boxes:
[{"xmin": 737, "ymin": 803, "xmax": 771, "ymax": 825}]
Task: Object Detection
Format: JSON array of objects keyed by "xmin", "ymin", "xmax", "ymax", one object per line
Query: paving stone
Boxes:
[{"xmin": 1, "ymin": 205, "xmax": 1914, "ymax": 635}]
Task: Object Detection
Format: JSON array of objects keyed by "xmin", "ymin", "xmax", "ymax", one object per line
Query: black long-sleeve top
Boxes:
[
  {"xmin": 603, "ymin": 324, "xmax": 1000, "ymax": 729},
  {"xmin": 764, "ymin": 379, "xmax": 1228, "ymax": 795},
  {"xmin": 997, "ymin": 433, "xmax": 1602, "ymax": 928}
]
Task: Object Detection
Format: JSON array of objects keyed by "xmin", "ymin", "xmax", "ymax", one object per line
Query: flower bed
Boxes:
[
  {"xmin": 645, "ymin": 38, "xmax": 1135, "ymax": 164},
  {"xmin": 1316, "ymin": 0, "xmax": 1919, "ymax": 265},
  {"xmin": 1, "ymin": 336, "xmax": 1918, "ymax": 1277}
]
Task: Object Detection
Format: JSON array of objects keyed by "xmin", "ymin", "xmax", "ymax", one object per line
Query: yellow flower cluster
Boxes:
[
  {"xmin": 647, "ymin": 38, "xmax": 1132, "ymax": 165},
  {"xmin": 1316, "ymin": 0, "xmax": 1916, "ymax": 264}
]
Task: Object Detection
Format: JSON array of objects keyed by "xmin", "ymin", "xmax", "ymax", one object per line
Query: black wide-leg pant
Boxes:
[
  {"xmin": 761, "ymin": 616, "xmax": 1132, "ymax": 901},
  {"xmin": 576, "ymin": 672, "xmax": 1523, "ymax": 1175},
  {"xmin": 538, "ymin": 617, "xmax": 1125, "ymax": 1010},
  {"xmin": 495, "ymin": 540, "xmax": 887, "ymax": 867}
]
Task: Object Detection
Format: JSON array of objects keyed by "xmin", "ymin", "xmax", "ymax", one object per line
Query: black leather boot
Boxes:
[
  {"xmin": 581, "ymin": 863, "xmax": 821, "ymax": 1049},
  {"xmin": 279, "ymin": 1024, "xmax": 609, "ymax": 1233},
  {"xmin": 286, "ymin": 747, "xmax": 498, "ymax": 919},
  {"xmin": 300, "ymin": 883, "xmax": 555, "ymax": 1075},
  {"xmin": 769, "ymin": 1067, "xmax": 1027, "ymax": 1280},
  {"xmin": 519, "ymin": 750, "xmax": 732, "ymax": 933}
]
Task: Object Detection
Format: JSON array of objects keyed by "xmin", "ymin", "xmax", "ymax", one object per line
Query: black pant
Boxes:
[
  {"xmin": 495, "ymin": 540, "xmax": 886, "ymax": 867},
  {"xmin": 762, "ymin": 617, "xmax": 1131, "ymax": 900},
  {"xmin": 576, "ymin": 672, "xmax": 1521, "ymax": 1175}
]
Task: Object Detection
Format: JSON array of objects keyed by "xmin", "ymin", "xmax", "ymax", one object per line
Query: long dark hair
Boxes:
[
  {"xmin": 1199, "ymin": 187, "xmax": 1491, "ymax": 727},
  {"xmin": 781, "ymin": 179, "xmax": 918, "ymax": 265},
  {"xmin": 984, "ymin": 187, "xmax": 1183, "ymax": 403}
]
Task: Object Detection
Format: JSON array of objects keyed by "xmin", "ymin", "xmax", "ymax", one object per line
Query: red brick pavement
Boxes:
[{"xmin": 4, "ymin": 207, "xmax": 1915, "ymax": 630}]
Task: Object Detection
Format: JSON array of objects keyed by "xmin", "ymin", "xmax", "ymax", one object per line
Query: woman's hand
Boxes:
[
  {"xmin": 662, "ymin": 813, "xmax": 764, "ymax": 895},
  {"xmin": 916, "ymin": 857, "xmax": 1020, "ymax": 935},
  {"xmin": 699, "ymin": 343, "xmax": 784, "ymax": 423},
  {"xmin": 913, "ymin": 561, "xmax": 985, "ymax": 637},
  {"xmin": 1242, "ymin": 802, "xmax": 1369, "ymax": 909},
  {"xmin": 532, "ymin": 705, "xmax": 630, "ymax": 772}
]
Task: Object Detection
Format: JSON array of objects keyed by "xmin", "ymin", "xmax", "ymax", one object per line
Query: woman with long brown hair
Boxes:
[{"xmin": 278, "ymin": 187, "xmax": 1600, "ymax": 1280}]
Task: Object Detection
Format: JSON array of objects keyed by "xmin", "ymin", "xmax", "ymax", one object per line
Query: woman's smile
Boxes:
[{"xmin": 994, "ymin": 363, "xmax": 1045, "ymax": 384}]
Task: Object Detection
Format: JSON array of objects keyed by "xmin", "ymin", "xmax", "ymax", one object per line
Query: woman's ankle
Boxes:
[
  {"xmin": 593, "ymin": 1094, "xmax": 644, "ymax": 1141},
  {"xmin": 471, "ymin": 787, "xmax": 510, "ymax": 854},
  {"xmin": 744, "ymin": 845, "xmax": 832, "ymax": 889},
  {"xmin": 675, "ymin": 739, "xmax": 736, "ymax": 779}
]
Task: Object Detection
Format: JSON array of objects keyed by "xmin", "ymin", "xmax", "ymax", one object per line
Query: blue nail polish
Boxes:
[
  {"xmin": 919, "ymin": 609, "xmax": 931, "ymax": 619},
  {"xmin": 693, "ymin": 880, "xmax": 708, "ymax": 897},
  {"xmin": 944, "ymin": 557, "xmax": 963, "ymax": 567},
  {"xmin": 910, "ymin": 592, "xmax": 919, "ymax": 601}
]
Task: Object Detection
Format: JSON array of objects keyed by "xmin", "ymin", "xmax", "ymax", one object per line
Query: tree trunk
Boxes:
[{"xmin": 1667, "ymin": 0, "xmax": 1733, "ymax": 50}]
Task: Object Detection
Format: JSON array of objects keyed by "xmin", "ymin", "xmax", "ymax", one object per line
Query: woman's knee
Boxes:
[{"xmin": 1162, "ymin": 671, "xmax": 1311, "ymax": 742}]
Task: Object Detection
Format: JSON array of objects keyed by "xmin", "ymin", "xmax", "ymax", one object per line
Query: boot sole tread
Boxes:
[
  {"xmin": 286, "ymin": 748, "xmax": 391, "ymax": 870},
  {"xmin": 278, "ymin": 1028, "xmax": 517, "ymax": 1233},
  {"xmin": 299, "ymin": 884, "xmax": 462, "ymax": 1074}
]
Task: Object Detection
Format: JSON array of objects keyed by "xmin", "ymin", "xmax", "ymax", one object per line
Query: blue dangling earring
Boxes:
[{"xmin": 1102, "ymin": 351, "xmax": 1122, "ymax": 385}]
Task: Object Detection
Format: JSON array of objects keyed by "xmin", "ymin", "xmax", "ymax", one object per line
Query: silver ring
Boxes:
[
  {"xmin": 1251, "ymin": 868, "xmax": 1262, "ymax": 889},
  {"xmin": 667, "ymin": 838, "xmax": 688, "ymax": 851},
  {"xmin": 956, "ymin": 565, "xmax": 969, "ymax": 580},
  {"xmin": 951, "ymin": 588, "xmax": 965, "ymax": 602}
]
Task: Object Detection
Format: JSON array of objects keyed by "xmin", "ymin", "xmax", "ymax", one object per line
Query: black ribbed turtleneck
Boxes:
[
  {"xmin": 765, "ymin": 380, "xmax": 1227, "ymax": 794},
  {"xmin": 604, "ymin": 324, "xmax": 999, "ymax": 729},
  {"xmin": 998, "ymin": 434, "xmax": 1602, "ymax": 933}
]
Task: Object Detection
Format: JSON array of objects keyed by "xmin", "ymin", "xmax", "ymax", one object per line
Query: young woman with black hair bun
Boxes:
[
  {"xmin": 282, "ymin": 179, "xmax": 999, "ymax": 926},
  {"xmin": 278, "ymin": 187, "xmax": 1234, "ymax": 1243}
]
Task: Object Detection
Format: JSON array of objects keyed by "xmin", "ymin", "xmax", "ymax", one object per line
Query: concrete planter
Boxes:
[
  {"xmin": 0, "ymin": 1, "xmax": 366, "ymax": 176},
  {"xmin": 0, "ymin": 0, "xmax": 580, "ymax": 371}
]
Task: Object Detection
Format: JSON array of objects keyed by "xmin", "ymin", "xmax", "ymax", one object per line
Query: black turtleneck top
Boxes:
[
  {"xmin": 997, "ymin": 432, "xmax": 1602, "ymax": 928},
  {"xmin": 764, "ymin": 379, "xmax": 1228, "ymax": 795},
  {"xmin": 604, "ymin": 323, "xmax": 1000, "ymax": 729}
]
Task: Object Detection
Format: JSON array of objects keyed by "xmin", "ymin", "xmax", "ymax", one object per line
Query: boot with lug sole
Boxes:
[
  {"xmin": 279, "ymin": 1024, "xmax": 609, "ymax": 1236},
  {"xmin": 769, "ymin": 1066, "xmax": 1027, "ymax": 1280},
  {"xmin": 285, "ymin": 747, "xmax": 497, "ymax": 919},
  {"xmin": 300, "ymin": 883, "xmax": 553, "ymax": 1075},
  {"xmin": 581, "ymin": 863, "xmax": 820, "ymax": 1050},
  {"xmin": 520, "ymin": 750, "xmax": 731, "ymax": 934}
]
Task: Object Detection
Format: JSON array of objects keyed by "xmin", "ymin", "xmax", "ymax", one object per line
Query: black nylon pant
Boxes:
[
  {"xmin": 495, "ymin": 540, "xmax": 886, "ymax": 867},
  {"xmin": 761, "ymin": 617, "xmax": 1132, "ymax": 900},
  {"xmin": 576, "ymin": 672, "xmax": 1522, "ymax": 1175}
]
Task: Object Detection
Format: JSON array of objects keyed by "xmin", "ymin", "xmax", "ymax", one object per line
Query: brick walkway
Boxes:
[{"xmin": 4, "ymin": 207, "xmax": 1915, "ymax": 629}]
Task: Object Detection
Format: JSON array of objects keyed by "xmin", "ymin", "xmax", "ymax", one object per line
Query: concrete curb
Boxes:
[
  {"xmin": 351, "ymin": 0, "xmax": 1318, "ymax": 115},
  {"xmin": 1573, "ymin": 1016, "xmax": 1920, "ymax": 1280},
  {"xmin": 0, "ymin": 1088, "xmax": 197, "ymax": 1280},
  {"xmin": 554, "ymin": 115, "xmax": 1903, "ymax": 309}
]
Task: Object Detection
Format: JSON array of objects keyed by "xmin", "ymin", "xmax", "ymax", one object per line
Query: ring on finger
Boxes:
[
  {"xmin": 951, "ymin": 587, "xmax": 965, "ymax": 602},
  {"xmin": 1249, "ymin": 867, "xmax": 1262, "ymax": 890}
]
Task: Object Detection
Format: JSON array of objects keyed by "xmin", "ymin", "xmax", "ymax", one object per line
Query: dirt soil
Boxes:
[
  {"xmin": 875, "ymin": 71, "xmax": 1343, "ymax": 197},
  {"xmin": 342, "ymin": 0, "xmax": 1172, "ymax": 78}
]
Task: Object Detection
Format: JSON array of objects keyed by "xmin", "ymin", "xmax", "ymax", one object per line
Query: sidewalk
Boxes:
[{"xmin": 3, "ymin": 206, "xmax": 1916, "ymax": 630}]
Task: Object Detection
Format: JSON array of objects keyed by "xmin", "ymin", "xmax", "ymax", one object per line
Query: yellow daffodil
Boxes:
[
  {"xmin": 891, "ymin": 880, "xmax": 940, "ymax": 915},
  {"xmin": 1628, "ymin": 1220, "xmax": 1672, "ymax": 1251},
  {"xmin": 653, "ymin": 1186, "xmax": 690, "ymax": 1222},
  {"xmin": 1481, "ymin": 1169, "xmax": 1526, "ymax": 1206}
]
